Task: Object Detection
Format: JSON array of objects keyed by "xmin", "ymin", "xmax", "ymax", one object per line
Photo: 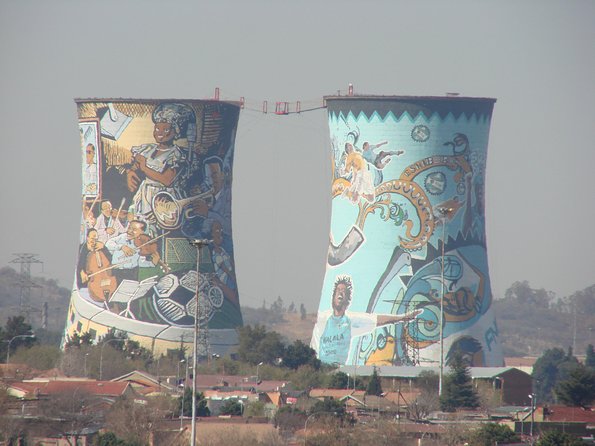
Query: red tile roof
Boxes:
[
  {"xmin": 545, "ymin": 405, "xmax": 595, "ymax": 423},
  {"xmin": 310, "ymin": 388, "xmax": 357, "ymax": 399},
  {"xmin": 383, "ymin": 390, "xmax": 421, "ymax": 405},
  {"xmin": 9, "ymin": 380, "xmax": 130, "ymax": 398}
]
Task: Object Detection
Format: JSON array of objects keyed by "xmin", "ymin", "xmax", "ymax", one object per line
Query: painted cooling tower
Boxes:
[
  {"xmin": 311, "ymin": 96, "xmax": 503, "ymax": 367},
  {"xmin": 66, "ymin": 99, "xmax": 242, "ymax": 355}
]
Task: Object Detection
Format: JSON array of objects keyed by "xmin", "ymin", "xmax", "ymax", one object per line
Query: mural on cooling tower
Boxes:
[
  {"xmin": 66, "ymin": 99, "xmax": 242, "ymax": 351},
  {"xmin": 311, "ymin": 97, "xmax": 503, "ymax": 367}
]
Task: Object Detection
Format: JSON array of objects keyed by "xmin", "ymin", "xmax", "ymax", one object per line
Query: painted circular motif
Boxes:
[
  {"xmin": 424, "ymin": 172, "xmax": 447, "ymax": 195},
  {"xmin": 411, "ymin": 125, "xmax": 430, "ymax": 142},
  {"xmin": 209, "ymin": 285, "xmax": 224, "ymax": 308}
]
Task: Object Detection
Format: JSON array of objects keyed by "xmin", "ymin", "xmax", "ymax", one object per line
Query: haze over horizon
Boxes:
[{"xmin": 1, "ymin": 1, "xmax": 594, "ymax": 311}]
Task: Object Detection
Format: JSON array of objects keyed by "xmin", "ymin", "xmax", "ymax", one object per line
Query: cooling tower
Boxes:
[
  {"xmin": 66, "ymin": 99, "xmax": 242, "ymax": 356},
  {"xmin": 311, "ymin": 96, "xmax": 503, "ymax": 367}
]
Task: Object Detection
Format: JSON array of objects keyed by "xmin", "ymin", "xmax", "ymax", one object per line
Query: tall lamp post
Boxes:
[
  {"xmin": 189, "ymin": 239, "xmax": 210, "ymax": 446},
  {"xmin": 99, "ymin": 337, "xmax": 126, "ymax": 380},
  {"xmin": 529, "ymin": 393, "xmax": 536, "ymax": 443},
  {"xmin": 6, "ymin": 334, "xmax": 36, "ymax": 364},
  {"xmin": 435, "ymin": 206, "xmax": 453, "ymax": 396}
]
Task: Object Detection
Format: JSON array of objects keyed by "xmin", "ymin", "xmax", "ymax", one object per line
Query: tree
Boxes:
[
  {"xmin": 1, "ymin": 316, "xmax": 36, "ymax": 362},
  {"xmin": 274, "ymin": 405, "xmax": 306, "ymax": 434},
  {"xmin": 536, "ymin": 430, "xmax": 586, "ymax": 446},
  {"xmin": 310, "ymin": 397, "xmax": 346, "ymax": 418},
  {"xmin": 177, "ymin": 387, "xmax": 210, "ymax": 417},
  {"xmin": 300, "ymin": 303, "xmax": 307, "ymax": 321},
  {"xmin": 533, "ymin": 347, "xmax": 580, "ymax": 403},
  {"xmin": 4, "ymin": 315, "xmax": 33, "ymax": 338},
  {"xmin": 586, "ymin": 344, "xmax": 595, "ymax": 369},
  {"xmin": 409, "ymin": 371, "xmax": 439, "ymax": 421},
  {"xmin": 290, "ymin": 365, "xmax": 326, "ymax": 390},
  {"xmin": 468, "ymin": 423, "xmax": 518, "ymax": 446},
  {"xmin": 440, "ymin": 350, "xmax": 479, "ymax": 411},
  {"xmin": 96, "ymin": 432, "xmax": 140, "ymax": 446},
  {"xmin": 37, "ymin": 388, "xmax": 100, "ymax": 446},
  {"xmin": 10, "ymin": 344, "xmax": 61, "ymax": 371},
  {"xmin": 555, "ymin": 365, "xmax": 595, "ymax": 407},
  {"xmin": 64, "ymin": 331, "xmax": 94, "ymax": 348},
  {"xmin": 281, "ymin": 340, "xmax": 321, "ymax": 370},
  {"xmin": 505, "ymin": 281, "xmax": 554, "ymax": 307},
  {"xmin": 219, "ymin": 399, "xmax": 243, "ymax": 416},
  {"xmin": 237, "ymin": 325, "xmax": 285, "ymax": 364},
  {"xmin": 105, "ymin": 395, "xmax": 175, "ymax": 445},
  {"xmin": 327, "ymin": 371, "xmax": 349, "ymax": 389},
  {"xmin": 366, "ymin": 366, "xmax": 383, "ymax": 396},
  {"xmin": 243, "ymin": 400, "xmax": 266, "ymax": 417}
]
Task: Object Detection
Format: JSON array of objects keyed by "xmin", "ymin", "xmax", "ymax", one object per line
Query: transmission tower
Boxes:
[{"xmin": 10, "ymin": 253, "xmax": 43, "ymax": 312}]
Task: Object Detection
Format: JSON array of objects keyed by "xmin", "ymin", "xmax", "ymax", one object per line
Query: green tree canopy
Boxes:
[
  {"xmin": 96, "ymin": 432, "xmax": 141, "ymax": 446},
  {"xmin": 440, "ymin": 350, "xmax": 479, "ymax": 412},
  {"xmin": 366, "ymin": 367, "xmax": 383, "ymax": 396},
  {"xmin": 281, "ymin": 340, "xmax": 321, "ymax": 370},
  {"xmin": 219, "ymin": 399, "xmax": 243, "ymax": 416},
  {"xmin": 586, "ymin": 344, "xmax": 595, "ymax": 369},
  {"xmin": 310, "ymin": 397, "xmax": 346, "ymax": 418},
  {"xmin": 468, "ymin": 423, "xmax": 518, "ymax": 446},
  {"xmin": 177, "ymin": 387, "xmax": 210, "ymax": 417},
  {"xmin": 555, "ymin": 365, "xmax": 595, "ymax": 407},
  {"xmin": 64, "ymin": 330, "xmax": 94, "ymax": 348},
  {"xmin": 536, "ymin": 430, "xmax": 586, "ymax": 446},
  {"xmin": 327, "ymin": 371, "xmax": 349, "ymax": 389},
  {"xmin": 533, "ymin": 347, "xmax": 580, "ymax": 403},
  {"xmin": 237, "ymin": 324, "xmax": 285, "ymax": 365}
]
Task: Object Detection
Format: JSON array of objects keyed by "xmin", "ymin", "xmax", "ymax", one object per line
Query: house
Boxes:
[
  {"xmin": 341, "ymin": 394, "xmax": 400, "ymax": 418},
  {"xmin": 7, "ymin": 379, "xmax": 133, "ymax": 401},
  {"xmin": 111, "ymin": 369, "xmax": 175, "ymax": 396},
  {"xmin": 469, "ymin": 367, "xmax": 533, "ymax": 406},
  {"xmin": 202, "ymin": 389, "xmax": 258, "ymax": 415},
  {"xmin": 504, "ymin": 356, "xmax": 538, "ymax": 375},
  {"xmin": 338, "ymin": 365, "xmax": 534, "ymax": 406},
  {"xmin": 309, "ymin": 388, "xmax": 365, "ymax": 400}
]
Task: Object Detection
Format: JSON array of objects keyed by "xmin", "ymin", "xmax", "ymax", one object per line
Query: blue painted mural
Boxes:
[{"xmin": 311, "ymin": 96, "xmax": 504, "ymax": 367}]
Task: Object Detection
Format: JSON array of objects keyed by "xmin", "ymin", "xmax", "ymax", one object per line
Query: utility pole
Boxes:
[
  {"xmin": 10, "ymin": 253, "xmax": 43, "ymax": 313},
  {"xmin": 189, "ymin": 239, "xmax": 210, "ymax": 446},
  {"xmin": 435, "ymin": 207, "xmax": 453, "ymax": 397}
]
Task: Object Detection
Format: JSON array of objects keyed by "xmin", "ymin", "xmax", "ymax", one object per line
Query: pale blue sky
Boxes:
[{"xmin": 1, "ymin": 0, "xmax": 594, "ymax": 310}]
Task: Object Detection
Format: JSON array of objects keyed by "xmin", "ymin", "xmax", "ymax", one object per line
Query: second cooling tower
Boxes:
[{"xmin": 311, "ymin": 95, "xmax": 504, "ymax": 367}]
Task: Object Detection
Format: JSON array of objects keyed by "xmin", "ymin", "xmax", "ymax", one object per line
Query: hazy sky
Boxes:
[{"xmin": 1, "ymin": 0, "xmax": 594, "ymax": 311}]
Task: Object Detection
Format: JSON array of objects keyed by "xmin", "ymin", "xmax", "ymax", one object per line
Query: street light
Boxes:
[
  {"xmin": 435, "ymin": 206, "xmax": 453, "ymax": 396},
  {"xmin": 189, "ymin": 238, "xmax": 210, "ymax": 446},
  {"xmin": 6, "ymin": 334, "xmax": 35, "ymax": 364},
  {"xmin": 84, "ymin": 352, "xmax": 90, "ymax": 377},
  {"xmin": 99, "ymin": 337, "xmax": 126, "ymax": 380},
  {"xmin": 256, "ymin": 361, "xmax": 264, "ymax": 383}
]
